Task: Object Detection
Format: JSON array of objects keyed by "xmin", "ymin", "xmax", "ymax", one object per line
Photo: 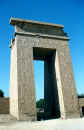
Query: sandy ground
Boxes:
[{"xmin": 0, "ymin": 118, "xmax": 84, "ymax": 130}]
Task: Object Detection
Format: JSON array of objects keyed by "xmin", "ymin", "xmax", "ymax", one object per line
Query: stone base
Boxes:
[
  {"xmin": 0, "ymin": 114, "xmax": 36, "ymax": 122},
  {"xmin": 61, "ymin": 112, "xmax": 80, "ymax": 119},
  {"xmin": 17, "ymin": 114, "xmax": 37, "ymax": 121},
  {"xmin": 0, "ymin": 114, "xmax": 17, "ymax": 123}
]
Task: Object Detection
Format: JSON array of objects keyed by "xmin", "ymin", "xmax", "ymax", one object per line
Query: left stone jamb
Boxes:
[
  {"xmin": 10, "ymin": 36, "xmax": 37, "ymax": 121},
  {"xmin": 10, "ymin": 38, "xmax": 19, "ymax": 119}
]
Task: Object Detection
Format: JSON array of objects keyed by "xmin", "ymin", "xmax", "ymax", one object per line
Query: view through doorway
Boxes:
[{"xmin": 33, "ymin": 47, "xmax": 60, "ymax": 120}]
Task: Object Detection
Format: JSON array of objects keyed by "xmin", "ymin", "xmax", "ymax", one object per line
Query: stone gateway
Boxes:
[{"xmin": 10, "ymin": 18, "xmax": 80, "ymax": 121}]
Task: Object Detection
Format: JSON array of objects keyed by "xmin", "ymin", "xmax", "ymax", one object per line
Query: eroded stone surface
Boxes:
[{"xmin": 10, "ymin": 18, "xmax": 80, "ymax": 120}]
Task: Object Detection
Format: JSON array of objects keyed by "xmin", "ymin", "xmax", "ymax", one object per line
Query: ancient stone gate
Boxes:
[{"xmin": 10, "ymin": 18, "xmax": 80, "ymax": 121}]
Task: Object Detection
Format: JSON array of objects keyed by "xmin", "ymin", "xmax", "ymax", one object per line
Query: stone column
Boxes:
[
  {"xmin": 55, "ymin": 43, "xmax": 80, "ymax": 119},
  {"xmin": 44, "ymin": 54, "xmax": 60, "ymax": 118},
  {"xmin": 10, "ymin": 35, "xmax": 36, "ymax": 121}
]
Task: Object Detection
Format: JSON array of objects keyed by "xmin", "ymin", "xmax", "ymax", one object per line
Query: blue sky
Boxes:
[{"xmin": 0, "ymin": 0, "xmax": 84, "ymax": 100}]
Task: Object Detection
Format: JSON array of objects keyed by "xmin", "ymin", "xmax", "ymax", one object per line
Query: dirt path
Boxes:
[{"xmin": 0, "ymin": 118, "xmax": 84, "ymax": 130}]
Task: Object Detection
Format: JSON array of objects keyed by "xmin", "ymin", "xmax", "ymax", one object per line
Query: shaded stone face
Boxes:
[{"xmin": 10, "ymin": 18, "xmax": 80, "ymax": 121}]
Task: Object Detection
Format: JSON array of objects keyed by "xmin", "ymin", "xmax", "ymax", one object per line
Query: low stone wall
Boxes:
[
  {"xmin": 78, "ymin": 98, "xmax": 84, "ymax": 107},
  {"xmin": 0, "ymin": 97, "xmax": 84, "ymax": 117},
  {"xmin": 78, "ymin": 98, "xmax": 84, "ymax": 117},
  {"xmin": 0, "ymin": 98, "xmax": 9, "ymax": 114}
]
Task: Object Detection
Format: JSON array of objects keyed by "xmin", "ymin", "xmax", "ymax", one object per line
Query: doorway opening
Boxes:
[
  {"xmin": 33, "ymin": 47, "xmax": 60, "ymax": 121},
  {"xmin": 34, "ymin": 60, "xmax": 44, "ymax": 101},
  {"xmin": 33, "ymin": 60, "xmax": 44, "ymax": 120}
]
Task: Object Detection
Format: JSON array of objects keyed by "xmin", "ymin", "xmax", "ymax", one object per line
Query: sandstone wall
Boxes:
[
  {"xmin": 0, "ymin": 98, "xmax": 9, "ymax": 114},
  {"xmin": 79, "ymin": 98, "xmax": 84, "ymax": 107}
]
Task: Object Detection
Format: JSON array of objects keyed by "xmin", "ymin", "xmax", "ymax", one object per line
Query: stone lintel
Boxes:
[
  {"xmin": 10, "ymin": 17, "xmax": 64, "ymax": 28},
  {"xmin": 10, "ymin": 18, "xmax": 69, "ymax": 39},
  {"xmin": 14, "ymin": 32, "xmax": 70, "ymax": 40}
]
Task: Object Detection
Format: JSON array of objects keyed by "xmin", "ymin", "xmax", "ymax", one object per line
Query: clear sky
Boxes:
[{"xmin": 0, "ymin": 0, "xmax": 84, "ymax": 100}]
